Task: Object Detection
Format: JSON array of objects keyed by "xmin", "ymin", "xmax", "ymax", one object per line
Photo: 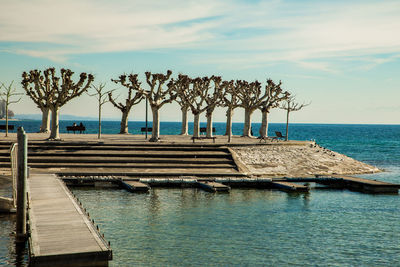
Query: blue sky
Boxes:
[{"xmin": 0, "ymin": 0, "xmax": 399, "ymax": 124}]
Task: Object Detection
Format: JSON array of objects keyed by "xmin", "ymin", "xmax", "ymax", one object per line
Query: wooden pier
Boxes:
[
  {"xmin": 197, "ymin": 181, "xmax": 230, "ymax": 192},
  {"xmin": 27, "ymin": 173, "xmax": 112, "ymax": 266},
  {"xmin": 119, "ymin": 180, "xmax": 150, "ymax": 192}
]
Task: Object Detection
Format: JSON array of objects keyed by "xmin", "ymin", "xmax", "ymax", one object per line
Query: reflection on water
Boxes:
[
  {"xmin": 70, "ymin": 187, "xmax": 400, "ymax": 267},
  {"xmin": 0, "ymin": 176, "xmax": 29, "ymax": 267},
  {"xmin": 0, "ymin": 214, "xmax": 28, "ymax": 267}
]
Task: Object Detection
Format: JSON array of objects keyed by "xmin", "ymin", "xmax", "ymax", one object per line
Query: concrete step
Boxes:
[
  {"xmin": 54, "ymin": 168, "xmax": 245, "ymax": 177},
  {"xmin": 27, "ymin": 145, "xmax": 228, "ymax": 151},
  {"xmin": 0, "ymin": 141, "xmax": 226, "ymax": 148},
  {"xmin": 26, "ymin": 157, "xmax": 233, "ymax": 164},
  {"xmin": 0, "ymin": 154, "xmax": 233, "ymax": 164},
  {"xmin": 26, "ymin": 162, "xmax": 237, "ymax": 169},
  {"xmin": 1, "ymin": 140, "xmax": 243, "ymax": 178}
]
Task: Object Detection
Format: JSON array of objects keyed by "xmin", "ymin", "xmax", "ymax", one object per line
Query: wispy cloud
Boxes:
[{"xmin": 1, "ymin": 0, "xmax": 400, "ymax": 71}]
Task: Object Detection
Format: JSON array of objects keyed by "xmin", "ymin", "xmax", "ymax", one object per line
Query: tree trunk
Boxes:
[
  {"xmin": 180, "ymin": 106, "xmax": 188, "ymax": 135},
  {"xmin": 206, "ymin": 110, "xmax": 213, "ymax": 138},
  {"xmin": 39, "ymin": 107, "xmax": 50, "ymax": 133},
  {"xmin": 193, "ymin": 113, "xmax": 200, "ymax": 138},
  {"xmin": 243, "ymin": 108, "xmax": 253, "ymax": 137},
  {"xmin": 225, "ymin": 107, "xmax": 233, "ymax": 136},
  {"xmin": 49, "ymin": 106, "xmax": 60, "ymax": 140},
  {"xmin": 150, "ymin": 106, "xmax": 160, "ymax": 142},
  {"xmin": 5, "ymin": 101, "xmax": 9, "ymax": 137},
  {"xmin": 98, "ymin": 102, "xmax": 102, "ymax": 139},
  {"xmin": 260, "ymin": 109, "xmax": 269, "ymax": 138},
  {"xmin": 120, "ymin": 110, "xmax": 129, "ymax": 134},
  {"xmin": 285, "ymin": 109, "xmax": 289, "ymax": 141}
]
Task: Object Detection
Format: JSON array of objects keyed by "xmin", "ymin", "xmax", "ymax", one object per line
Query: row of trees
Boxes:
[{"xmin": 19, "ymin": 68, "xmax": 307, "ymax": 141}]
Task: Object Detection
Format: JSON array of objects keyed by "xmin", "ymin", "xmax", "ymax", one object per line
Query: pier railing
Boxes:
[{"xmin": 10, "ymin": 143, "xmax": 18, "ymax": 208}]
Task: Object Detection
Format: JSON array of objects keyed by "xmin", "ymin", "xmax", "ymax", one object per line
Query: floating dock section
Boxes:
[
  {"xmin": 119, "ymin": 180, "xmax": 150, "ymax": 193},
  {"xmin": 59, "ymin": 175, "xmax": 399, "ymax": 195},
  {"xmin": 27, "ymin": 173, "xmax": 112, "ymax": 266},
  {"xmin": 270, "ymin": 181, "xmax": 309, "ymax": 192},
  {"xmin": 335, "ymin": 175, "xmax": 400, "ymax": 194},
  {"xmin": 197, "ymin": 181, "xmax": 231, "ymax": 192},
  {"xmin": 0, "ymin": 196, "xmax": 15, "ymax": 213}
]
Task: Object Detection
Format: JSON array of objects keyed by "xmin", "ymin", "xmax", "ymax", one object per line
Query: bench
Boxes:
[
  {"xmin": 0, "ymin": 125, "xmax": 14, "ymax": 131},
  {"xmin": 140, "ymin": 127, "xmax": 152, "ymax": 133},
  {"xmin": 274, "ymin": 131, "xmax": 286, "ymax": 140},
  {"xmin": 259, "ymin": 131, "xmax": 287, "ymax": 142},
  {"xmin": 193, "ymin": 127, "xmax": 217, "ymax": 143},
  {"xmin": 66, "ymin": 125, "xmax": 85, "ymax": 134},
  {"xmin": 191, "ymin": 136, "xmax": 216, "ymax": 143},
  {"xmin": 199, "ymin": 127, "xmax": 216, "ymax": 135}
]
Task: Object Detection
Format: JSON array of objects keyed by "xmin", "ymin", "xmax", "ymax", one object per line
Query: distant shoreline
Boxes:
[{"xmin": 5, "ymin": 118, "xmax": 400, "ymax": 126}]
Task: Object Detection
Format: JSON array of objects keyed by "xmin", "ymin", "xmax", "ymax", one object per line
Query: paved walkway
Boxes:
[{"xmin": 1, "ymin": 133, "xmax": 311, "ymax": 146}]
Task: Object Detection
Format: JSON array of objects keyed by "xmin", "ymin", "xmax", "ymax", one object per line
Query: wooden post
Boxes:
[{"xmin": 16, "ymin": 127, "xmax": 27, "ymax": 243}]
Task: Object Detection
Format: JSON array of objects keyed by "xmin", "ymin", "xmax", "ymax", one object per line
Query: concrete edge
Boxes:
[{"xmin": 224, "ymin": 146, "xmax": 250, "ymax": 175}]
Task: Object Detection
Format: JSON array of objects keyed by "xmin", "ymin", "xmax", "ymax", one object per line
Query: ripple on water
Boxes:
[
  {"xmin": 0, "ymin": 214, "xmax": 28, "ymax": 267},
  {"xmin": 71, "ymin": 187, "xmax": 400, "ymax": 267}
]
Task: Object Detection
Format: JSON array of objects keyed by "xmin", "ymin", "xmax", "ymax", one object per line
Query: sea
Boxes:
[{"xmin": 1, "ymin": 120, "xmax": 399, "ymax": 266}]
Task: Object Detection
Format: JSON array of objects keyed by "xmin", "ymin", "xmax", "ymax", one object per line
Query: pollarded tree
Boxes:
[
  {"xmin": 258, "ymin": 79, "xmax": 290, "ymax": 138},
  {"xmin": 204, "ymin": 76, "xmax": 224, "ymax": 138},
  {"xmin": 22, "ymin": 68, "xmax": 94, "ymax": 140},
  {"xmin": 177, "ymin": 76, "xmax": 212, "ymax": 138},
  {"xmin": 220, "ymin": 80, "xmax": 240, "ymax": 137},
  {"xmin": 168, "ymin": 74, "xmax": 191, "ymax": 135},
  {"xmin": 110, "ymin": 74, "xmax": 143, "ymax": 134},
  {"xmin": 21, "ymin": 70, "xmax": 52, "ymax": 133},
  {"xmin": 236, "ymin": 80, "xmax": 268, "ymax": 137},
  {"xmin": 87, "ymin": 83, "xmax": 115, "ymax": 139},
  {"xmin": 280, "ymin": 96, "xmax": 310, "ymax": 141},
  {"xmin": 144, "ymin": 70, "xmax": 174, "ymax": 142},
  {"xmin": 0, "ymin": 81, "xmax": 22, "ymax": 137}
]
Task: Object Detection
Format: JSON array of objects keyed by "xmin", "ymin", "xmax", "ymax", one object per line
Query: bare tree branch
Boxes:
[
  {"xmin": 0, "ymin": 81, "xmax": 23, "ymax": 136},
  {"xmin": 21, "ymin": 68, "xmax": 94, "ymax": 139},
  {"xmin": 111, "ymin": 74, "xmax": 144, "ymax": 133}
]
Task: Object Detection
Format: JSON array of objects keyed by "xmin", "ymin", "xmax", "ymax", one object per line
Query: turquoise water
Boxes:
[
  {"xmin": 1, "ymin": 122, "xmax": 399, "ymax": 266},
  {"xmin": 72, "ymin": 188, "xmax": 400, "ymax": 266}
]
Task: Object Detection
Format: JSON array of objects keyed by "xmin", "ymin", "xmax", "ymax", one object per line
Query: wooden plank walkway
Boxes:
[{"xmin": 27, "ymin": 173, "xmax": 112, "ymax": 266}]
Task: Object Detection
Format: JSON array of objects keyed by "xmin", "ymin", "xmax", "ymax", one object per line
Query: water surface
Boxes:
[
  {"xmin": 1, "ymin": 122, "xmax": 399, "ymax": 266},
  {"xmin": 72, "ymin": 187, "xmax": 400, "ymax": 266}
]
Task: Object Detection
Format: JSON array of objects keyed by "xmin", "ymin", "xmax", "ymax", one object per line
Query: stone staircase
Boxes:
[{"xmin": 0, "ymin": 141, "xmax": 245, "ymax": 177}]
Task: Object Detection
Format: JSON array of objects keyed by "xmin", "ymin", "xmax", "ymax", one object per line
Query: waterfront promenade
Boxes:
[
  {"xmin": 0, "ymin": 132, "xmax": 398, "ymax": 266},
  {"xmin": 0, "ymin": 132, "xmax": 380, "ymax": 178}
]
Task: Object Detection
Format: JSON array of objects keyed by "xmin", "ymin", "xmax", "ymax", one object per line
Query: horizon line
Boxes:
[{"xmin": 6, "ymin": 118, "xmax": 400, "ymax": 126}]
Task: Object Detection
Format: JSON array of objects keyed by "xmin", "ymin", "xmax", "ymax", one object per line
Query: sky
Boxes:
[{"xmin": 0, "ymin": 0, "xmax": 399, "ymax": 124}]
